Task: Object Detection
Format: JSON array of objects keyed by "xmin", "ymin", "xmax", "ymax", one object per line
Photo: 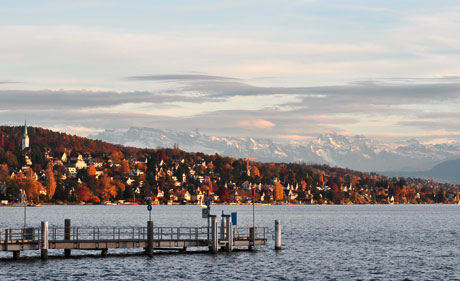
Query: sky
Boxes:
[{"xmin": 1, "ymin": 0, "xmax": 460, "ymax": 144}]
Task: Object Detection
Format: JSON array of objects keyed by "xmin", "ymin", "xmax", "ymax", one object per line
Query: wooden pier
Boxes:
[{"xmin": 0, "ymin": 217, "xmax": 269, "ymax": 260}]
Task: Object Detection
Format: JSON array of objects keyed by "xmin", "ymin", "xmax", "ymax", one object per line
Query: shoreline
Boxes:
[{"xmin": 1, "ymin": 202, "xmax": 458, "ymax": 207}]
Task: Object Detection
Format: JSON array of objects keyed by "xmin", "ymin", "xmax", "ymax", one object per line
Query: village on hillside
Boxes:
[{"xmin": 0, "ymin": 124, "xmax": 459, "ymax": 206}]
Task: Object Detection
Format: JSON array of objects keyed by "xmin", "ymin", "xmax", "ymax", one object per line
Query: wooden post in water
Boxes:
[
  {"xmin": 41, "ymin": 221, "xmax": 49, "ymax": 260},
  {"xmin": 13, "ymin": 251, "xmax": 20, "ymax": 260},
  {"xmin": 249, "ymin": 227, "xmax": 255, "ymax": 251},
  {"xmin": 101, "ymin": 249, "xmax": 108, "ymax": 257},
  {"xmin": 275, "ymin": 220, "xmax": 281, "ymax": 251},
  {"xmin": 64, "ymin": 219, "xmax": 71, "ymax": 258},
  {"xmin": 209, "ymin": 215, "xmax": 218, "ymax": 254},
  {"xmin": 146, "ymin": 220, "xmax": 154, "ymax": 258},
  {"xmin": 4, "ymin": 229, "xmax": 8, "ymax": 251}
]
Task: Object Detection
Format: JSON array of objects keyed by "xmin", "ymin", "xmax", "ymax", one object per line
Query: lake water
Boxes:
[{"xmin": 1, "ymin": 204, "xmax": 460, "ymax": 280}]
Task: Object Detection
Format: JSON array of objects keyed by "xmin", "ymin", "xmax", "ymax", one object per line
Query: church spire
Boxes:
[
  {"xmin": 24, "ymin": 120, "xmax": 28, "ymax": 137},
  {"xmin": 22, "ymin": 120, "xmax": 29, "ymax": 150}
]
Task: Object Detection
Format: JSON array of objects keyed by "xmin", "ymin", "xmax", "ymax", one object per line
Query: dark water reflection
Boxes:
[{"xmin": 1, "ymin": 205, "xmax": 460, "ymax": 280}]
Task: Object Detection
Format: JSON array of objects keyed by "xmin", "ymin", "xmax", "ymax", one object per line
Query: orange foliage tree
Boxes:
[
  {"xmin": 121, "ymin": 160, "xmax": 130, "ymax": 176},
  {"xmin": 111, "ymin": 151, "xmax": 124, "ymax": 163},
  {"xmin": 21, "ymin": 177, "xmax": 42, "ymax": 200},
  {"xmin": 0, "ymin": 164, "xmax": 8, "ymax": 181},
  {"xmin": 87, "ymin": 164, "xmax": 97, "ymax": 177},
  {"xmin": 274, "ymin": 182, "xmax": 284, "ymax": 201},
  {"xmin": 45, "ymin": 162, "xmax": 56, "ymax": 200},
  {"xmin": 100, "ymin": 173, "xmax": 117, "ymax": 200},
  {"xmin": 78, "ymin": 183, "xmax": 92, "ymax": 202},
  {"xmin": 251, "ymin": 166, "xmax": 260, "ymax": 178}
]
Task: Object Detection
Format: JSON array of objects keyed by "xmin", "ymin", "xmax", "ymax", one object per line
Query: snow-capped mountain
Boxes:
[{"xmin": 89, "ymin": 128, "xmax": 460, "ymax": 173}]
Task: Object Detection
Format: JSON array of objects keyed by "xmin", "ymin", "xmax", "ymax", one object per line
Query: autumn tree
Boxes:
[
  {"xmin": 78, "ymin": 183, "xmax": 92, "ymax": 202},
  {"xmin": 5, "ymin": 151, "xmax": 18, "ymax": 167},
  {"xmin": 274, "ymin": 182, "xmax": 284, "ymax": 201},
  {"xmin": 113, "ymin": 179, "xmax": 126, "ymax": 195},
  {"xmin": 136, "ymin": 162, "xmax": 147, "ymax": 172},
  {"xmin": 45, "ymin": 162, "xmax": 56, "ymax": 200},
  {"xmin": 0, "ymin": 164, "xmax": 9, "ymax": 181},
  {"xmin": 121, "ymin": 160, "xmax": 130, "ymax": 176},
  {"xmin": 250, "ymin": 166, "xmax": 260, "ymax": 178},
  {"xmin": 301, "ymin": 180, "xmax": 307, "ymax": 191},
  {"xmin": 99, "ymin": 173, "xmax": 117, "ymax": 200},
  {"xmin": 87, "ymin": 164, "xmax": 97, "ymax": 177},
  {"xmin": 216, "ymin": 185, "xmax": 231, "ymax": 202},
  {"xmin": 200, "ymin": 184, "xmax": 211, "ymax": 193},
  {"xmin": 21, "ymin": 177, "xmax": 42, "ymax": 200},
  {"xmin": 111, "ymin": 150, "xmax": 124, "ymax": 163}
]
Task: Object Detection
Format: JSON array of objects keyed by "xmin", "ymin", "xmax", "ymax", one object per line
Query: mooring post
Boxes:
[
  {"xmin": 41, "ymin": 221, "xmax": 49, "ymax": 260},
  {"xmin": 224, "ymin": 215, "xmax": 232, "ymax": 252},
  {"xmin": 4, "ymin": 229, "xmax": 8, "ymax": 251},
  {"xmin": 220, "ymin": 213, "xmax": 226, "ymax": 241},
  {"xmin": 101, "ymin": 248, "xmax": 108, "ymax": 257},
  {"xmin": 275, "ymin": 220, "xmax": 282, "ymax": 251},
  {"xmin": 207, "ymin": 215, "xmax": 210, "ymax": 248},
  {"xmin": 13, "ymin": 251, "xmax": 20, "ymax": 260},
  {"xmin": 64, "ymin": 219, "xmax": 71, "ymax": 258},
  {"xmin": 210, "ymin": 215, "xmax": 218, "ymax": 254},
  {"xmin": 249, "ymin": 227, "xmax": 255, "ymax": 251},
  {"xmin": 146, "ymin": 220, "xmax": 154, "ymax": 258}
]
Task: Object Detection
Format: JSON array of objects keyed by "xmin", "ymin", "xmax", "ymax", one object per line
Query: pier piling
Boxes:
[
  {"xmin": 224, "ymin": 215, "xmax": 233, "ymax": 252},
  {"xmin": 275, "ymin": 220, "xmax": 281, "ymax": 251},
  {"xmin": 13, "ymin": 251, "xmax": 20, "ymax": 260},
  {"xmin": 249, "ymin": 227, "xmax": 255, "ymax": 251},
  {"xmin": 210, "ymin": 215, "xmax": 218, "ymax": 254},
  {"xmin": 220, "ymin": 214, "xmax": 226, "ymax": 241},
  {"xmin": 146, "ymin": 220, "xmax": 154, "ymax": 257},
  {"xmin": 64, "ymin": 219, "xmax": 71, "ymax": 258},
  {"xmin": 4, "ymin": 229, "xmax": 8, "ymax": 251},
  {"xmin": 41, "ymin": 221, "xmax": 48, "ymax": 260}
]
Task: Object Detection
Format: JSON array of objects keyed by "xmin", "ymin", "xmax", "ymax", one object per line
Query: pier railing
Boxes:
[
  {"xmin": 1, "ymin": 226, "xmax": 268, "ymax": 243},
  {"xmin": 234, "ymin": 226, "xmax": 267, "ymax": 240},
  {"xmin": 1, "ymin": 227, "xmax": 40, "ymax": 243}
]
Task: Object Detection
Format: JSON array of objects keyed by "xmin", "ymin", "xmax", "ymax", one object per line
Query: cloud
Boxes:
[
  {"xmin": 398, "ymin": 120, "xmax": 460, "ymax": 132},
  {"xmin": 237, "ymin": 119, "xmax": 275, "ymax": 129},
  {"xmin": 3, "ymin": 73, "xmax": 460, "ymax": 143},
  {"xmin": 126, "ymin": 74, "xmax": 237, "ymax": 81},
  {"xmin": 0, "ymin": 89, "xmax": 220, "ymax": 110}
]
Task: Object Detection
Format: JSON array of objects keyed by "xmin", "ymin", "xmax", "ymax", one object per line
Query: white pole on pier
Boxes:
[
  {"xmin": 220, "ymin": 211, "xmax": 226, "ymax": 241},
  {"xmin": 252, "ymin": 187, "xmax": 255, "ymax": 247},
  {"xmin": 275, "ymin": 220, "xmax": 281, "ymax": 251},
  {"xmin": 225, "ymin": 215, "xmax": 233, "ymax": 252}
]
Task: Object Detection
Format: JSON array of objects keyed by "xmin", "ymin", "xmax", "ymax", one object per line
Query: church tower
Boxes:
[{"xmin": 22, "ymin": 121, "xmax": 29, "ymax": 150}]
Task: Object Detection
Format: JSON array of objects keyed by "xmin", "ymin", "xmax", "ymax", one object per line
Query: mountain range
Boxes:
[{"xmin": 90, "ymin": 127, "xmax": 460, "ymax": 182}]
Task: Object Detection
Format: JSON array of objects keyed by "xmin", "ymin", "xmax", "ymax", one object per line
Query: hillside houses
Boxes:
[{"xmin": 1, "ymin": 125, "xmax": 460, "ymax": 205}]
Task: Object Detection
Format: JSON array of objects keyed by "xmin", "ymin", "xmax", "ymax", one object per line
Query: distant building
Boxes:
[{"xmin": 22, "ymin": 121, "xmax": 29, "ymax": 150}]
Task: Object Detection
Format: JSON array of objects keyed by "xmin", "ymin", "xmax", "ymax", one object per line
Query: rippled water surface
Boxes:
[{"xmin": 2, "ymin": 204, "xmax": 460, "ymax": 280}]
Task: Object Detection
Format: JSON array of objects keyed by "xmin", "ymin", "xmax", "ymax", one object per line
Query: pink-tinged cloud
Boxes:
[
  {"xmin": 278, "ymin": 135, "xmax": 312, "ymax": 141},
  {"xmin": 237, "ymin": 119, "xmax": 275, "ymax": 129}
]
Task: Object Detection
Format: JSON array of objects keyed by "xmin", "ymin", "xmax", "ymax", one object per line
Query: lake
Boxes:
[{"xmin": 1, "ymin": 204, "xmax": 460, "ymax": 280}]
